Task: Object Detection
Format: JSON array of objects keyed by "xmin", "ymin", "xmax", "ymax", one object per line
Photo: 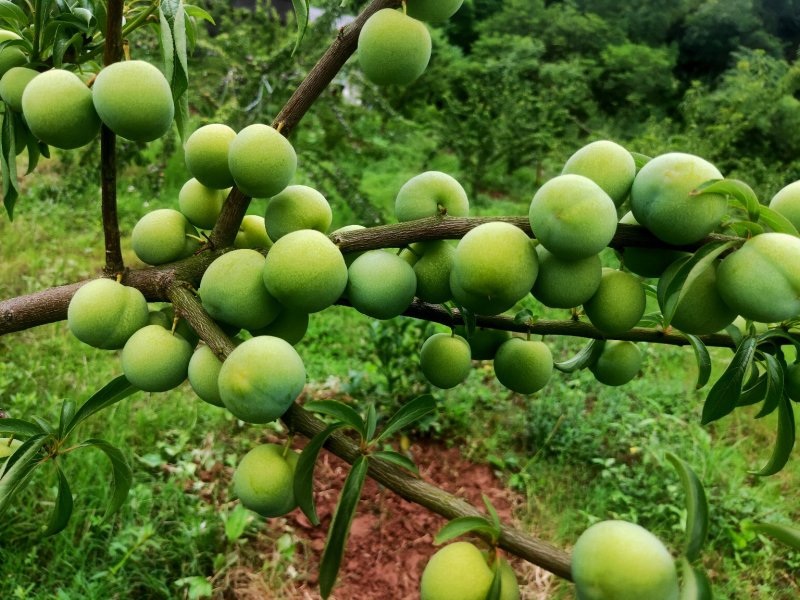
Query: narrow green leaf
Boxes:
[
  {"xmin": 693, "ymin": 178, "xmax": 760, "ymax": 221},
  {"xmin": 736, "ymin": 374, "xmax": 767, "ymax": 407},
  {"xmin": 0, "ymin": 418, "xmax": 45, "ymax": 439},
  {"xmin": 1, "ymin": 102, "xmax": 19, "ymax": 219},
  {"xmin": 58, "ymin": 400, "xmax": 76, "ymax": 439},
  {"xmin": 318, "ymin": 455, "xmax": 368, "ymax": 599},
  {"xmin": 78, "ymin": 439, "xmax": 132, "ymax": 518},
  {"xmin": 484, "ymin": 565, "xmax": 502, "ymax": 600},
  {"xmin": 754, "ymin": 353, "xmax": 783, "ymax": 419},
  {"xmin": 63, "ymin": 376, "xmax": 136, "ymax": 439},
  {"xmin": 295, "ymin": 423, "xmax": 346, "ymax": 526},
  {"xmin": 159, "ymin": 0, "xmax": 187, "ymax": 138},
  {"xmin": 666, "ymin": 453, "xmax": 709, "ymax": 562},
  {"xmin": 365, "ymin": 404, "xmax": 377, "ymax": 442},
  {"xmin": 290, "ymin": 0, "xmax": 310, "ymax": 57},
  {"xmin": 0, "ymin": 434, "xmax": 47, "ymax": 516},
  {"xmin": 433, "ymin": 516, "xmax": 499, "ymax": 545},
  {"xmin": 678, "ymin": 557, "xmax": 713, "ymax": 600},
  {"xmin": 758, "ymin": 205, "xmax": 800, "ymax": 236},
  {"xmin": 701, "ymin": 336, "xmax": 757, "ymax": 425},
  {"xmin": 374, "ymin": 394, "xmax": 436, "ymax": 444},
  {"xmin": 749, "ymin": 522, "xmax": 800, "ymax": 550},
  {"xmin": 183, "ymin": 4, "xmax": 215, "ymax": 24},
  {"xmin": 31, "ymin": 416, "xmax": 54, "ymax": 434},
  {"xmin": 554, "ymin": 339, "xmax": 604, "ymax": 373},
  {"xmin": 726, "ymin": 220, "xmax": 764, "ymax": 238},
  {"xmin": 482, "ymin": 494, "xmax": 502, "ymax": 532},
  {"xmin": 683, "ymin": 334, "xmax": 711, "ymax": 390},
  {"xmin": 43, "ymin": 460, "xmax": 73, "ymax": 537},
  {"xmin": 0, "ymin": 0, "xmax": 28, "ymax": 26},
  {"xmin": 369, "ymin": 450, "xmax": 418, "ymax": 475},
  {"xmin": 630, "ymin": 151, "xmax": 651, "ymax": 172},
  {"xmin": 224, "ymin": 504, "xmax": 250, "ymax": 542},
  {"xmin": 303, "ymin": 400, "xmax": 366, "ymax": 439},
  {"xmin": 751, "ymin": 394, "xmax": 795, "ymax": 476}
]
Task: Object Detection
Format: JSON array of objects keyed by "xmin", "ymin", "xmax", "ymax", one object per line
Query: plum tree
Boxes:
[
  {"xmin": 67, "ymin": 279, "xmax": 149, "ymax": 350},
  {"xmin": 265, "ymin": 184, "xmax": 332, "ymax": 240},
  {"xmin": 92, "ymin": 60, "xmax": 174, "ymax": 142},
  {"xmin": 233, "ymin": 443, "xmax": 299, "ymax": 518},
  {"xmin": 228, "ymin": 123, "xmax": 297, "ymax": 198},
  {"xmin": 184, "ymin": 123, "xmax": 237, "ymax": 189},
  {"xmin": 419, "ymin": 333, "xmax": 472, "ymax": 389},
  {"xmin": 358, "ymin": 9, "xmax": 432, "ymax": 86}
]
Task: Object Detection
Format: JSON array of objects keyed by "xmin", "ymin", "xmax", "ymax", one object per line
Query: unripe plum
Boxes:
[
  {"xmin": 233, "ymin": 443, "xmax": 299, "ymax": 517},
  {"xmin": 92, "ymin": 60, "xmax": 174, "ymax": 142},
  {"xmin": 769, "ymin": 180, "xmax": 800, "ymax": 232},
  {"xmin": 332, "ymin": 224, "xmax": 366, "ymax": 266},
  {"xmin": 529, "ymin": 174, "xmax": 618, "ymax": 260},
  {"xmin": 200, "ymin": 249, "xmax": 281, "ymax": 330},
  {"xmin": 454, "ymin": 326, "xmax": 511, "ymax": 361},
  {"xmin": 131, "ymin": 208, "xmax": 200, "ymax": 265},
  {"xmin": 234, "ymin": 215, "xmax": 273, "ymax": 249},
  {"xmin": 217, "ymin": 336, "xmax": 306, "ymax": 424},
  {"xmin": 228, "ymin": 124, "xmax": 296, "ymax": 198},
  {"xmin": 184, "ymin": 123, "xmax": 236, "ymax": 189},
  {"xmin": 531, "ymin": 246, "xmax": 601, "ymax": 309},
  {"xmin": 178, "ymin": 178, "xmax": 226, "ymax": 230},
  {"xmin": 414, "ymin": 240, "xmax": 456, "ymax": 304},
  {"xmin": 121, "ymin": 324, "xmax": 193, "ymax": 392},
  {"xmin": 188, "ymin": 345, "xmax": 224, "ymax": 407},
  {"xmin": 22, "ymin": 69, "xmax": 100, "ymax": 149},
  {"xmin": 265, "ymin": 185, "xmax": 332, "ymax": 241},
  {"xmin": 250, "ymin": 307, "xmax": 309, "ymax": 345},
  {"xmin": 0, "ymin": 30, "xmax": 26, "ymax": 78},
  {"xmin": 590, "ymin": 341, "xmax": 642, "ymax": 386},
  {"xmin": 395, "ymin": 171, "xmax": 469, "ymax": 222},
  {"xmin": 571, "ymin": 520, "xmax": 679, "ymax": 600},
  {"xmin": 493, "ymin": 338, "xmax": 553, "ymax": 395},
  {"xmin": 451, "ymin": 222, "xmax": 538, "ymax": 315},
  {"xmin": 0, "ymin": 437, "xmax": 22, "ymax": 461},
  {"xmin": 358, "ymin": 9, "xmax": 432, "ymax": 86},
  {"xmin": 0, "ymin": 67, "xmax": 37, "ymax": 112},
  {"xmin": 420, "ymin": 541, "xmax": 492, "ymax": 600},
  {"xmin": 562, "ymin": 140, "xmax": 636, "ymax": 207},
  {"xmin": 263, "ymin": 229, "xmax": 348, "ymax": 313},
  {"xmin": 619, "ymin": 212, "xmax": 689, "ymax": 278},
  {"xmin": 419, "ymin": 333, "xmax": 471, "ymax": 389},
  {"xmin": 346, "ymin": 250, "xmax": 417, "ymax": 319},
  {"xmin": 630, "ymin": 152, "xmax": 726, "ymax": 245},
  {"xmin": 67, "ymin": 278, "xmax": 149, "ymax": 350},
  {"xmin": 716, "ymin": 233, "xmax": 800, "ymax": 323},
  {"xmin": 406, "ymin": 0, "xmax": 464, "ymax": 23},
  {"xmin": 583, "ymin": 269, "xmax": 645, "ymax": 335}
]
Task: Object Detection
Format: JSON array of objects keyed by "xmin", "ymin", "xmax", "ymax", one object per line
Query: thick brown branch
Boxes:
[
  {"xmin": 100, "ymin": 0, "xmax": 125, "ymax": 274},
  {"xmin": 168, "ymin": 288, "xmax": 573, "ymax": 581}
]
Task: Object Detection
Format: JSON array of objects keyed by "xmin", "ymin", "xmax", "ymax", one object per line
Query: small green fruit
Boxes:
[
  {"xmin": 178, "ymin": 178, "xmax": 226, "ymax": 230},
  {"xmin": 131, "ymin": 208, "xmax": 200, "ymax": 265},
  {"xmin": 419, "ymin": 333, "xmax": 471, "ymax": 389},
  {"xmin": 188, "ymin": 345, "xmax": 224, "ymax": 407},
  {"xmin": 420, "ymin": 542, "xmax": 492, "ymax": 600},
  {"xmin": 346, "ymin": 250, "xmax": 417, "ymax": 319},
  {"xmin": 263, "ymin": 230, "xmax": 348, "ymax": 313},
  {"xmin": 217, "ymin": 336, "xmax": 306, "ymax": 424},
  {"xmin": 265, "ymin": 185, "xmax": 332, "ymax": 241},
  {"xmin": 22, "ymin": 69, "xmax": 100, "ymax": 149},
  {"xmin": 233, "ymin": 443, "xmax": 299, "ymax": 517},
  {"xmin": 92, "ymin": 60, "xmax": 174, "ymax": 142},
  {"xmin": 531, "ymin": 246, "xmax": 602, "ymax": 309},
  {"xmin": 332, "ymin": 224, "xmax": 366, "ymax": 266},
  {"xmin": 395, "ymin": 171, "xmax": 469, "ymax": 222},
  {"xmin": 583, "ymin": 269, "xmax": 645, "ymax": 335},
  {"xmin": 571, "ymin": 520, "xmax": 679, "ymax": 600},
  {"xmin": 184, "ymin": 123, "xmax": 237, "ymax": 189},
  {"xmin": 0, "ymin": 437, "xmax": 22, "ymax": 461},
  {"xmin": 717, "ymin": 233, "xmax": 800, "ymax": 323},
  {"xmin": 358, "ymin": 9, "xmax": 432, "ymax": 86},
  {"xmin": 414, "ymin": 240, "xmax": 456, "ymax": 304},
  {"xmin": 200, "ymin": 249, "xmax": 281, "ymax": 330},
  {"xmin": 228, "ymin": 124, "xmax": 297, "ymax": 198},
  {"xmin": 454, "ymin": 326, "xmax": 511, "ymax": 361},
  {"xmin": 121, "ymin": 325, "xmax": 193, "ymax": 392},
  {"xmin": 590, "ymin": 341, "xmax": 642, "ymax": 386},
  {"xmin": 494, "ymin": 338, "xmax": 553, "ymax": 395},
  {"xmin": 769, "ymin": 180, "xmax": 800, "ymax": 231},
  {"xmin": 406, "ymin": 0, "xmax": 464, "ymax": 23},
  {"xmin": 619, "ymin": 212, "xmax": 689, "ymax": 278},
  {"xmin": 562, "ymin": 140, "xmax": 636, "ymax": 207},
  {"xmin": 67, "ymin": 279, "xmax": 149, "ymax": 350},
  {"xmin": 0, "ymin": 67, "xmax": 37, "ymax": 112},
  {"xmin": 250, "ymin": 307, "xmax": 309, "ymax": 345},
  {"xmin": 234, "ymin": 215, "xmax": 273, "ymax": 249},
  {"xmin": 451, "ymin": 222, "xmax": 538, "ymax": 315},
  {"xmin": 529, "ymin": 174, "xmax": 618, "ymax": 260},
  {"xmin": 630, "ymin": 152, "xmax": 726, "ymax": 245},
  {"xmin": 0, "ymin": 30, "xmax": 26, "ymax": 78}
]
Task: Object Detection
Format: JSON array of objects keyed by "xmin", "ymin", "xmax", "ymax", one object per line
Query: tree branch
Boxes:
[
  {"xmin": 167, "ymin": 285, "xmax": 574, "ymax": 581},
  {"xmin": 100, "ymin": 0, "xmax": 125, "ymax": 274}
]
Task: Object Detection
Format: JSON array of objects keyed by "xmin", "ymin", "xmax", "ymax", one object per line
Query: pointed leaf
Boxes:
[
  {"xmin": 754, "ymin": 353, "xmax": 783, "ymax": 419},
  {"xmin": 290, "ymin": 0, "xmax": 309, "ymax": 56},
  {"xmin": 58, "ymin": 400, "xmax": 76, "ymax": 439},
  {"xmin": 43, "ymin": 460, "xmax": 73, "ymax": 537},
  {"xmin": 701, "ymin": 336, "xmax": 757, "ymax": 425},
  {"xmin": 63, "ymin": 376, "xmax": 136, "ymax": 438},
  {"xmin": 751, "ymin": 394, "xmax": 795, "ymax": 476},
  {"xmin": 1, "ymin": 102, "xmax": 19, "ymax": 219},
  {"xmin": 0, "ymin": 418, "xmax": 45, "ymax": 439},
  {"xmin": 693, "ymin": 178, "xmax": 760, "ymax": 222},
  {"xmin": 369, "ymin": 450, "xmax": 418, "ymax": 475},
  {"xmin": 0, "ymin": 0, "xmax": 28, "ymax": 26},
  {"xmin": 482, "ymin": 494, "xmax": 502, "ymax": 532},
  {"xmin": 78, "ymin": 439, "xmax": 132, "ymax": 518},
  {"xmin": 736, "ymin": 374, "xmax": 767, "ymax": 407},
  {"xmin": 303, "ymin": 400, "xmax": 366, "ymax": 439},
  {"xmin": 183, "ymin": 4, "xmax": 215, "ymax": 24},
  {"xmin": 554, "ymin": 339, "xmax": 604, "ymax": 373},
  {"xmin": 666, "ymin": 453, "xmax": 709, "ymax": 562},
  {"xmin": 749, "ymin": 522, "xmax": 800, "ymax": 551},
  {"xmin": 0, "ymin": 434, "xmax": 47, "ymax": 516},
  {"xmin": 365, "ymin": 404, "xmax": 377, "ymax": 442},
  {"xmin": 484, "ymin": 566, "xmax": 502, "ymax": 600},
  {"xmin": 295, "ymin": 423, "xmax": 346, "ymax": 526},
  {"xmin": 374, "ymin": 394, "xmax": 436, "ymax": 444},
  {"xmin": 758, "ymin": 205, "xmax": 799, "ymax": 236},
  {"xmin": 683, "ymin": 334, "xmax": 711, "ymax": 390},
  {"xmin": 318, "ymin": 455, "xmax": 368, "ymax": 599},
  {"xmin": 678, "ymin": 557, "xmax": 713, "ymax": 600},
  {"xmin": 434, "ymin": 516, "xmax": 499, "ymax": 545},
  {"xmin": 630, "ymin": 152, "xmax": 651, "ymax": 172}
]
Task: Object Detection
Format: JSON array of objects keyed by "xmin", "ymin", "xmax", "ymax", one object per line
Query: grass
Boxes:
[{"xmin": 0, "ymin": 158, "xmax": 798, "ymax": 599}]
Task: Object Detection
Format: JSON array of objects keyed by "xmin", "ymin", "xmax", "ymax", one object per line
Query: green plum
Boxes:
[
  {"xmin": 419, "ymin": 333, "xmax": 471, "ymax": 389},
  {"xmin": 406, "ymin": 0, "xmax": 464, "ymax": 23},
  {"xmin": 184, "ymin": 123, "xmax": 237, "ymax": 189},
  {"xmin": 228, "ymin": 124, "xmax": 296, "ymax": 198},
  {"xmin": 590, "ymin": 341, "xmax": 642, "ymax": 386},
  {"xmin": 233, "ymin": 443, "xmax": 299, "ymax": 517},
  {"xmin": 188, "ymin": 345, "xmax": 224, "ymax": 407},
  {"xmin": 454, "ymin": 326, "xmax": 512, "ymax": 361},
  {"xmin": 250, "ymin": 307, "xmax": 309, "ymax": 345},
  {"xmin": 121, "ymin": 324, "xmax": 193, "ymax": 392},
  {"xmin": 562, "ymin": 140, "xmax": 636, "ymax": 207},
  {"xmin": 234, "ymin": 215, "xmax": 273, "ymax": 249},
  {"xmin": 178, "ymin": 178, "xmax": 226, "ymax": 230},
  {"xmin": 131, "ymin": 208, "xmax": 200, "ymax": 265},
  {"xmin": 395, "ymin": 171, "xmax": 469, "ymax": 222},
  {"xmin": 493, "ymin": 338, "xmax": 553, "ymax": 395},
  {"xmin": 346, "ymin": 250, "xmax": 417, "ymax": 319},
  {"xmin": 619, "ymin": 212, "xmax": 689, "ymax": 278},
  {"xmin": 0, "ymin": 30, "xmax": 26, "ymax": 78},
  {"xmin": 583, "ymin": 269, "xmax": 645, "ymax": 335},
  {"xmin": 0, "ymin": 67, "xmax": 37, "ymax": 112},
  {"xmin": 414, "ymin": 240, "xmax": 456, "ymax": 304},
  {"xmin": 531, "ymin": 246, "xmax": 602, "ymax": 309},
  {"xmin": 265, "ymin": 184, "xmax": 332, "ymax": 241},
  {"xmin": 358, "ymin": 9, "xmax": 432, "ymax": 86}
]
